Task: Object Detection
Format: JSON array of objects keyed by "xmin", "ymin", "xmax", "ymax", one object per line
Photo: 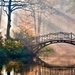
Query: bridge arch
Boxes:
[
  {"xmin": 33, "ymin": 40, "xmax": 75, "ymax": 54},
  {"xmin": 32, "ymin": 32, "xmax": 75, "ymax": 54}
]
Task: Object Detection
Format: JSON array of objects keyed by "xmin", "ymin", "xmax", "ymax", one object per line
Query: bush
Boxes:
[
  {"xmin": 2, "ymin": 40, "xmax": 29, "ymax": 60},
  {"xmin": 3, "ymin": 40, "xmax": 23, "ymax": 56},
  {"xmin": 42, "ymin": 46, "xmax": 53, "ymax": 52},
  {"xmin": 38, "ymin": 46, "xmax": 54, "ymax": 56},
  {"xmin": 0, "ymin": 46, "xmax": 8, "ymax": 68},
  {"xmin": 0, "ymin": 39, "xmax": 30, "ymax": 69}
]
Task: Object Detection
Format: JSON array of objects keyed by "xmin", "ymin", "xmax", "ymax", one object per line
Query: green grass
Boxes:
[{"xmin": 38, "ymin": 46, "xmax": 54, "ymax": 56}]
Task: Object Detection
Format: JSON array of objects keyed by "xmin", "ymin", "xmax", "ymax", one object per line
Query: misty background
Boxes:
[{"xmin": 0, "ymin": 0, "xmax": 75, "ymax": 36}]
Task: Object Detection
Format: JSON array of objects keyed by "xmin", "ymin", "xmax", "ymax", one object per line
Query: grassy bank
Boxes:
[{"xmin": 37, "ymin": 45, "xmax": 54, "ymax": 56}]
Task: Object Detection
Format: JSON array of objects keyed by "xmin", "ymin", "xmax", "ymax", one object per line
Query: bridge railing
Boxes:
[
  {"xmin": 34, "ymin": 32, "xmax": 75, "ymax": 43},
  {"xmin": 27, "ymin": 32, "xmax": 75, "ymax": 44}
]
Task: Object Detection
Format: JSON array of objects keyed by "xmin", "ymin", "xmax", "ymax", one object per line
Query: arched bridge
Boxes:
[
  {"xmin": 26, "ymin": 32, "xmax": 75, "ymax": 75},
  {"xmin": 27, "ymin": 32, "xmax": 75, "ymax": 54},
  {"xmin": 35, "ymin": 32, "xmax": 75, "ymax": 43}
]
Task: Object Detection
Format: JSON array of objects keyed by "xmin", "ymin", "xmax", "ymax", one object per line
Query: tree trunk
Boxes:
[{"xmin": 6, "ymin": 0, "xmax": 12, "ymax": 39}]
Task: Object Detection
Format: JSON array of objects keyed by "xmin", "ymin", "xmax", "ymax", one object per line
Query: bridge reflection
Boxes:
[{"xmin": 32, "ymin": 57, "xmax": 75, "ymax": 75}]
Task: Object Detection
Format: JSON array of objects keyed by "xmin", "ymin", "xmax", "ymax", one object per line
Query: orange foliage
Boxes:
[{"xmin": 18, "ymin": 11, "xmax": 35, "ymax": 36}]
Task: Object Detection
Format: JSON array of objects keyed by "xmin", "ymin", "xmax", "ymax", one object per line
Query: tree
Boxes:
[
  {"xmin": 0, "ymin": 0, "xmax": 33, "ymax": 39},
  {"xmin": 6, "ymin": 0, "xmax": 12, "ymax": 39},
  {"xmin": 13, "ymin": 10, "xmax": 35, "ymax": 45},
  {"xmin": 18, "ymin": 10, "xmax": 35, "ymax": 36}
]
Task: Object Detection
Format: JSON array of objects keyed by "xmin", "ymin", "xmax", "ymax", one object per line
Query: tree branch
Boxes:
[
  {"xmin": 11, "ymin": 3, "xmax": 32, "ymax": 12},
  {"xmin": 11, "ymin": 3, "xmax": 28, "ymax": 11},
  {"xmin": 3, "ymin": 9, "xmax": 8, "ymax": 15},
  {"xmin": 11, "ymin": 7, "xmax": 23, "ymax": 11}
]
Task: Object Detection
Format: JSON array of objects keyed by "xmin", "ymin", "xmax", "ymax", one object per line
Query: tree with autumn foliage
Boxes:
[
  {"xmin": 18, "ymin": 11, "xmax": 35, "ymax": 36},
  {"xmin": 13, "ymin": 10, "xmax": 35, "ymax": 45}
]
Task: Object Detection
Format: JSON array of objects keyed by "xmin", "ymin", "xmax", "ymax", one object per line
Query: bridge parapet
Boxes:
[
  {"xmin": 34, "ymin": 32, "xmax": 75, "ymax": 43},
  {"xmin": 25, "ymin": 32, "xmax": 75, "ymax": 55},
  {"xmin": 25, "ymin": 32, "xmax": 75, "ymax": 46}
]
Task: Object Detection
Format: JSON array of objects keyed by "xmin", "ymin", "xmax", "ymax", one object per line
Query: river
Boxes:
[
  {"xmin": 6, "ymin": 63, "xmax": 75, "ymax": 75},
  {"xmin": 1, "ymin": 43, "xmax": 75, "ymax": 75}
]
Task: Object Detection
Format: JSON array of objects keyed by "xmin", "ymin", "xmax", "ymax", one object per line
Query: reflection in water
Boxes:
[
  {"xmin": 1, "ymin": 65, "xmax": 7, "ymax": 75},
  {"xmin": 1, "ymin": 64, "xmax": 75, "ymax": 75},
  {"xmin": 1, "ymin": 58, "xmax": 75, "ymax": 75},
  {"xmin": 22, "ymin": 64, "xmax": 75, "ymax": 75},
  {"xmin": 22, "ymin": 65, "xmax": 49, "ymax": 75}
]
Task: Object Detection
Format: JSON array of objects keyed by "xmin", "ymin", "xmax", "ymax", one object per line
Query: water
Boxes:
[
  {"xmin": 1, "ymin": 59, "xmax": 75, "ymax": 75},
  {"xmin": 1, "ymin": 43, "xmax": 75, "ymax": 75}
]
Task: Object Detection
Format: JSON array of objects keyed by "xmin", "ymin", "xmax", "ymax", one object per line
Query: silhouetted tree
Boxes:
[{"xmin": 0, "ymin": 0, "xmax": 35, "ymax": 39}]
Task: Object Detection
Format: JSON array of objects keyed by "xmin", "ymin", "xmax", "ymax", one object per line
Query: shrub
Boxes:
[
  {"xmin": 42, "ymin": 46, "xmax": 53, "ymax": 52},
  {"xmin": 0, "ymin": 39, "xmax": 30, "ymax": 69},
  {"xmin": 0, "ymin": 46, "xmax": 8, "ymax": 68},
  {"xmin": 3, "ymin": 40, "xmax": 22, "ymax": 56},
  {"xmin": 38, "ymin": 46, "xmax": 54, "ymax": 56},
  {"xmin": 2, "ymin": 40, "xmax": 29, "ymax": 59}
]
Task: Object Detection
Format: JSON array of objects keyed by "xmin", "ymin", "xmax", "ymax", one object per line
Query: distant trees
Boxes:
[
  {"xmin": 18, "ymin": 10, "xmax": 35, "ymax": 36},
  {"xmin": 1, "ymin": 0, "xmax": 75, "ymax": 39},
  {"xmin": 13, "ymin": 10, "xmax": 35, "ymax": 45},
  {"xmin": 0, "ymin": 0, "xmax": 32, "ymax": 39}
]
